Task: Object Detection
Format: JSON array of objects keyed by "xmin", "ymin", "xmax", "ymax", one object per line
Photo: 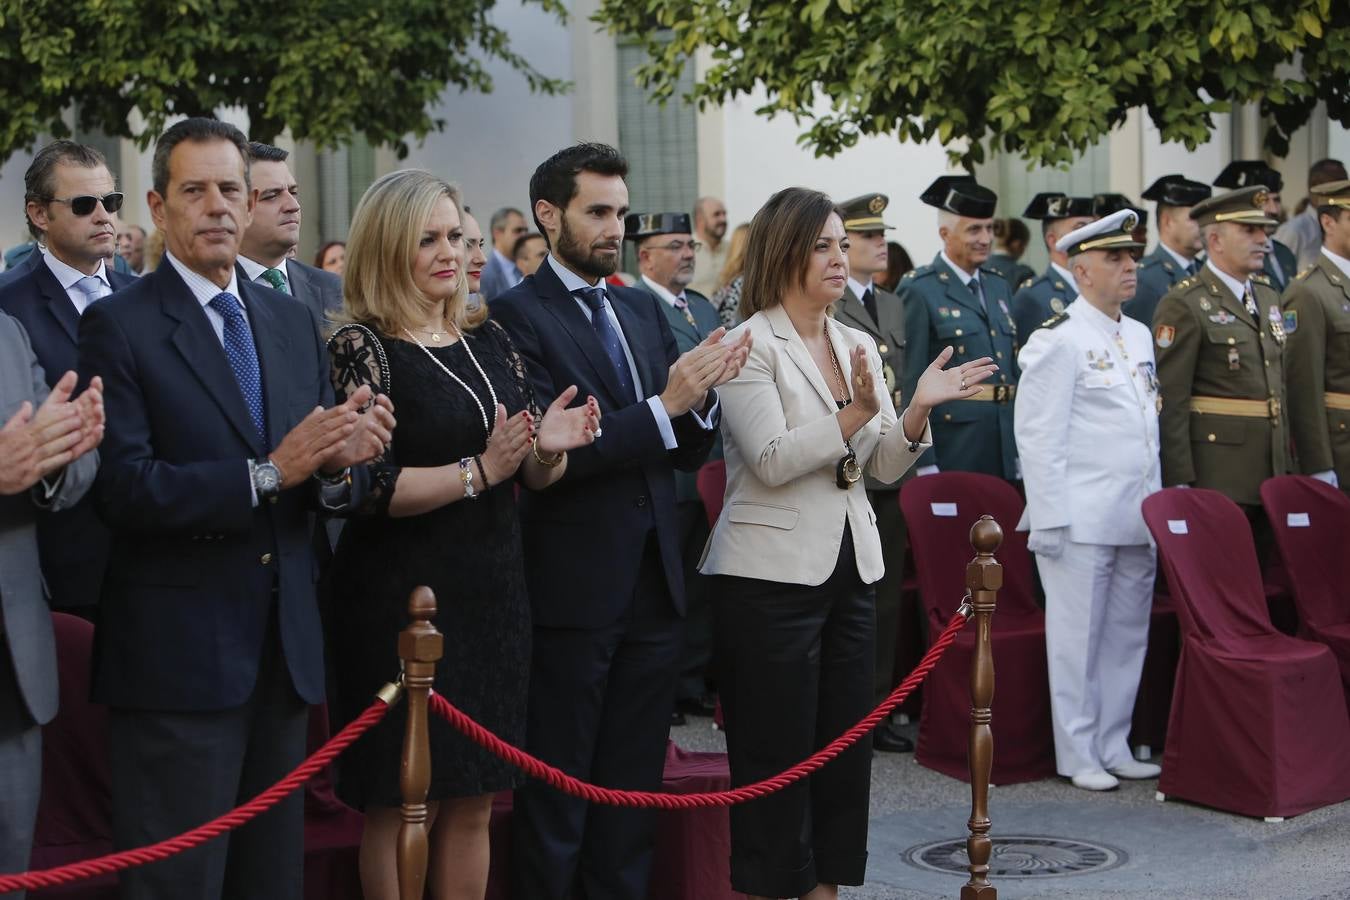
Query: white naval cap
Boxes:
[{"xmin": 1055, "ymin": 209, "xmax": 1147, "ymax": 256}]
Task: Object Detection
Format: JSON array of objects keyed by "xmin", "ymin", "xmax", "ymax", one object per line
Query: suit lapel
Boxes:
[
  {"xmin": 935, "ymin": 256, "xmax": 989, "ymax": 322},
  {"xmin": 767, "ymin": 305, "xmax": 836, "ymax": 412},
  {"xmin": 242, "ymin": 284, "xmax": 293, "ymax": 447},
  {"xmin": 1319, "ymin": 255, "xmax": 1350, "ymax": 303},
  {"xmin": 159, "ymin": 266, "xmax": 266, "ymax": 454},
  {"xmin": 609, "ymin": 289, "xmax": 656, "ymax": 395},
  {"xmin": 34, "ymin": 262, "xmax": 80, "ymax": 344},
  {"xmin": 534, "ymin": 263, "xmax": 632, "ymax": 405},
  {"xmin": 835, "ymin": 287, "xmax": 880, "ymax": 338}
]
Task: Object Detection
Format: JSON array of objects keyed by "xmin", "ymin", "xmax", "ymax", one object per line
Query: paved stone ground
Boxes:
[{"xmin": 671, "ymin": 715, "xmax": 1350, "ymax": 900}]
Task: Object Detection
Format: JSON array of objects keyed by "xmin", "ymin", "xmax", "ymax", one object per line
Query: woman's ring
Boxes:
[
  {"xmin": 592, "ymin": 426, "xmax": 603, "ymax": 439},
  {"xmin": 960, "ymin": 379, "xmax": 967, "ymax": 391}
]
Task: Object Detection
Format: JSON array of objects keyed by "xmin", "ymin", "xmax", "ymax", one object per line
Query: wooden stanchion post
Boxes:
[
  {"xmin": 962, "ymin": 515, "xmax": 1001, "ymax": 900},
  {"xmin": 397, "ymin": 586, "xmax": 443, "ymax": 900}
]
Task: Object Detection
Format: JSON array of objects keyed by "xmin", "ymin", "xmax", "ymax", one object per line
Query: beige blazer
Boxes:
[{"xmin": 700, "ymin": 304, "xmax": 933, "ymax": 586}]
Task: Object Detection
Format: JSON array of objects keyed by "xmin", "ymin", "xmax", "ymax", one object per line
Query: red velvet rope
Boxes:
[
  {"xmin": 0, "ymin": 698, "xmax": 390, "ymax": 894},
  {"xmin": 428, "ymin": 609, "xmax": 971, "ymax": 809}
]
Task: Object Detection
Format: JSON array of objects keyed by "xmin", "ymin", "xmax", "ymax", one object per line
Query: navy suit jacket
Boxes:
[
  {"xmin": 78, "ymin": 262, "xmax": 365, "ymax": 711},
  {"xmin": 0, "ymin": 259, "xmax": 136, "ymax": 610},
  {"xmin": 490, "ymin": 262, "xmax": 717, "ymax": 629}
]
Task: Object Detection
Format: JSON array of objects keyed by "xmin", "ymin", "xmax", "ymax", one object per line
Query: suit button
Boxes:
[
  {"xmin": 1264, "ymin": 360, "xmax": 1270, "ymax": 367},
  {"xmin": 1227, "ymin": 337, "xmax": 1236, "ymax": 345},
  {"xmin": 260, "ymin": 553, "xmax": 273, "ymax": 565},
  {"xmin": 955, "ymin": 329, "xmax": 964, "ymax": 337},
  {"xmin": 1207, "ymin": 434, "xmax": 1217, "ymax": 442},
  {"xmin": 878, "ymin": 343, "xmax": 889, "ymax": 354},
  {"xmin": 990, "ymin": 329, "xmax": 996, "ymax": 337},
  {"xmin": 996, "ymin": 351, "xmax": 1003, "ymax": 359},
  {"xmin": 635, "ymin": 496, "xmax": 648, "ymax": 508},
  {"xmin": 943, "ymin": 413, "xmax": 953, "ymax": 422}
]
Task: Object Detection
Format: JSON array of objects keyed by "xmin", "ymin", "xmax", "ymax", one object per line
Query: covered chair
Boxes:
[
  {"xmin": 1260, "ymin": 476, "xmax": 1350, "ymax": 697},
  {"xmin": 696, "ymin": 460, "xmax": 727, "ymax": 529},
  {"xmin": 900, "ymin": 472, "xmax": 1056, "ymax": 784},
  {"xmin": 1142, "ymin": 488, "xmax": 1350, "ymax": 819}
]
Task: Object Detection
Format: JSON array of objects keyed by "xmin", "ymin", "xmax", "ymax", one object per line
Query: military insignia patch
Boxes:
[
  {"xmin": 952, "ymin": 309, "xmax": 962, "ymax": 318},
  {"xmin": 1163, "ymin": 261, "xmax": 1175, "ymax": 272},
  {"xmin": 1208, "ymin": 310, "xmax": 1236, "ymax": 325},
  {"xmin": 1155, "ymin": 324, "xmax": 1175, "ymax": 348},
  {"xmin": 1051, "ymin": 298, "xmax": 1065, "ymax": 313},
  {"xmin": 938, "ymin": 306, "xmax": 950, "ymax": 317},
  {"xmin": 1086, "ymin": 350, "xmax": 1114, "ymax": 371},
  {"xmin": 1283, "ymin": 310, "xmax": 1298, "ymax": 334},
  {"xmin": 1199, "ymin": 298, "xmax": 1212, "ymax": 311},
  {"xmin": 998, "ymin": 299, "xmax": 1010, "ymax": 316},
  {"xmin": 938, "ymin": 272, "xmax": 950, "ymax": 282},
  {"xmin": 1138, "ymin": 361, "xmax": 1160, "ymax": 394}
]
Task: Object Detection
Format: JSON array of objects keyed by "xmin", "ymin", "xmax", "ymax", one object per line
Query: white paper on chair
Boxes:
[
  {"xmin": 1287, "ymin": 512, "xmax": 1311, "ymax": 528},
  {"xmin": 1167, "ymin": 519, "xmax": 1189, "ymax": 534},
  {"xmin": 930, "ymin": 502, "xmax": 958, "ymax": 517}
]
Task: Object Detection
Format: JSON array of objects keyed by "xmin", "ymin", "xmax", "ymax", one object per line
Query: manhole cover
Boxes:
[{"xmin": 904, "ymin": 836, "xmax": 1127, "ymax": 878}]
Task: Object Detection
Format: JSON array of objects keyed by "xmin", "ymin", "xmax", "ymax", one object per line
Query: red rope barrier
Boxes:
[
  {"xmin": 0, "ymin": 697, "xmax": 391, "ymax": 894},
  {"xmin": 429, "ymin": 609, "xmax": 971, "ymax": 809}
]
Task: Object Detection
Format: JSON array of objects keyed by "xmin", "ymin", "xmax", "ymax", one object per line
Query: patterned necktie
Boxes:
[
  {"xmin": 207, "ymin": 292, "xmax": 267, "ymax": 445},
  {"xmin": 861, "ymin": 286, "xmax": 879, "ymax": 323},
  {"xmin": 673, "ymin": 295, "xmax": 700, "ymax": 333},
  {"xmin": 1242, "ymin": 282, "xmax": 1259, "ymax": 318},
  {"xmin": 262, "ymin": 267, "xmax": 289, "ymax": 295},
  {"xmin": 576, "ymin": 287, "xmax": 637, "ymax": 404},
  {"xmin": 73, "ymin": 274, "xmax": 110, "ymax": 305}
]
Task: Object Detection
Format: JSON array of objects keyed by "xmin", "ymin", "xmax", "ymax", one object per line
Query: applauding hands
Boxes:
[
  {"xmin": 269, "ymin": 384, "xmax": 397, "ymax": 487},
  {"xmin": 0, "ymin": 371, "xmax": 104, "ymax": 496},
  {"xmin": 660, "ymin": 327, "xmax": 753, "ymax": 417}
]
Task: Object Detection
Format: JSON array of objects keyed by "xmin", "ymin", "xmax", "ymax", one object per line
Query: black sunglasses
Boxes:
[{"xmin": 50, "ymin": 192, "xmax": 125, "ymax": 216}]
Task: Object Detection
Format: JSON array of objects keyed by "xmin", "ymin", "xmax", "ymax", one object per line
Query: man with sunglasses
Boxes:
[{"xmin": 0, "ymin": 140, "xmax": 136, "ymax": 616}]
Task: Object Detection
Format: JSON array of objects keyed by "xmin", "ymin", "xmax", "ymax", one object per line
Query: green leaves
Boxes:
[
  {"xmin": 0, "ymin": 0, "xmax": 568, "ymax": 163},
  {"xmin": 593, "ymin": 0, "xmax": 1347, "ymax": 169}
]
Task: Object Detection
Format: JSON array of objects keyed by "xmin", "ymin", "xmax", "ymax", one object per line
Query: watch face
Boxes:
[{"xmin": 256, "ymin": 462, "xmax": 281, "ymax": 492}]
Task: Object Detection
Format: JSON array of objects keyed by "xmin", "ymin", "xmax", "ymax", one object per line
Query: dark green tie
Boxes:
[{"xmin": 263, "ymin": 267, "xmax": 289, "ymax": 295}]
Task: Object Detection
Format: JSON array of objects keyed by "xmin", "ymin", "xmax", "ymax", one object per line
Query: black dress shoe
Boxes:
[
  {"xmin": 873, "ymin": 722, "xmax": 914, "ymax": 753},
  {"xmin": 675, "ymin": 694, "xmax": 718, "ymax": 718},
  {"xmin": 671, "ymin": 710, "xmax": 687, "ymax": 727}
]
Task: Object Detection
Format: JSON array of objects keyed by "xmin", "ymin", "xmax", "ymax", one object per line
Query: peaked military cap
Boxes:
[
  {"xmin": 1055, "ymin": 209, "xmax": 1146, "ymax": 256},
  {"xmin": 1188, "ymin": 186, "xmax": 1278, "ymax": 227},
  {"xmin": 920, "ymin": 175, "xmax": 997, "ymax": 218},
  {"xmin": 1214, "ymin": 160, "xmax": 1283, "ymax": 193},
  {"xmin": 1141, "ymin": 175, "xmax": 1212, "ymax": 207},
  {"xmin": 1310, "ymin": 179, "xmax": 1350, "ymax": 209},
  {"xmin": 1022, "ymin": 192, "xmax": 1094, "ymax": 220},
  {"xmin": 837, "ymin": 193, "xmax": 894, "ymax": 231},
  {"xmin": 1092, "ymin": 193, "xmax": 1148, "ymax": 227},
  {"xmin": 623, "ymin": 212, "xmax": 692, "ymax": 241}
]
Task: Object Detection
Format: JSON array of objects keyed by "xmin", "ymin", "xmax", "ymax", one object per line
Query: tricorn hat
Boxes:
[
  {"xmin": 1141, "ymin": 175, "xmax": 1211, "ymax": 207},
  {"xmin": 920, "ymin": 175, "xmax": 997, "ymax": 219},
  {"xmin": 1023, "ymin": 192, "xmax": 1094, "ymax": 221},
  {"xmin": 623, "ymin": 212, "xmax": 693, "ymax": 241},
  {"xmin": 1214, "ymin": 160, "xmax": 1283, "ymax": 194}
]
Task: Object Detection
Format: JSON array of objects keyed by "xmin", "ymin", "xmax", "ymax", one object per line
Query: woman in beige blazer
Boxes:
[{"xmin": 701, "ymin": 187, "xmax": 995, "ymax": 900}]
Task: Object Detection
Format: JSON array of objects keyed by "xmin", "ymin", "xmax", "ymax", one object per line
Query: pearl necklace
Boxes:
[{"xmin": 403, "ymin": 324, "xmax": 499, "ymax": 441}]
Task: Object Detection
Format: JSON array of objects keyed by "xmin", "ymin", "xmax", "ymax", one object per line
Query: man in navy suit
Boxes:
[
  {"xmin": 479, "ymin": 206, "xmax": 528, "ymax": 301},
  {"xmin": 77, "ymin": 117, "xmax": 394, "ymax": 900},
  {"xmin": 492, "ymin": 144, "xmax": 750, "ymax": 900},
  {"xmin": 0, "ymin": 140, "xmax": 136, "ymax": 615}
]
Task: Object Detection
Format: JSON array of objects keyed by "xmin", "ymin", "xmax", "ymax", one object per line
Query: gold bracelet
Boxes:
[{"xmin": 531, "ymin": 436, "xmax": 564, "ymax": 468}]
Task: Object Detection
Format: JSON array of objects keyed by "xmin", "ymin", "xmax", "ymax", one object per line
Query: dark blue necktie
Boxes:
[
  {"xmin": 576, "ymin": 287, "xmax": 637, "ymax": 403},
  {"xmin": 208, "ymin": 292, "xmax": 267, "ymax": 445}
]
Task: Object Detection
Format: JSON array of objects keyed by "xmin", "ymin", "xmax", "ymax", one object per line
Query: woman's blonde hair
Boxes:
[
  {"xmin": 338, "ymin": 169, "xmax": 486, "ymax": 336},
  {"xmin": 738, "ymin": 187, "xmax": 839, "ymax": 322},
  {"xmin": 716, "ymin": 222, "xmax": 751, "ymax": 291}
]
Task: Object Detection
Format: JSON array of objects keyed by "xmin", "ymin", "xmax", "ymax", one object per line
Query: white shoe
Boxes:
[
  {"xmin": 1071, "ymin": 771, "xmax": 1120, "ymax": 791},
  {"xmin": 1108, "ymin": 760, "xmax": 1162, "ymax": 780}
]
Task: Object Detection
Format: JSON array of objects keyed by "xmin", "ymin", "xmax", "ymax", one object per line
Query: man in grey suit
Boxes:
[
  {"xmin": 237, "ymin": 143, "xmax": 343, "ymax": 327},
  {"xmin": 480, "ymin": 206, "xmax": 527, "ymax": 301},
  {"xmin": 0, "ymin": 312, "xmax": 103, "ymax": 895},
  {"xmin": 626, "ymin": 211, "xmax": 723, "ymax": 723}
]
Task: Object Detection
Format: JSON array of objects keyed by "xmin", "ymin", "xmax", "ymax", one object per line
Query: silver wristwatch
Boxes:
[{"xmin": 249, "ymin": 458, "xmax": 283, "ymax": 499}]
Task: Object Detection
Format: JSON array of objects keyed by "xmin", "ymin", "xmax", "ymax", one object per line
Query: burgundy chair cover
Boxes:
[
  {"xmin": 696, "ymin": 460, "xmax": 727, "ymax": 529},
  {"xmin": 1127, "ymin": 589, "xmax": 1180, "ymax": 752},
  {"xmin": 899, "ymin": 473, "xmax": 1056, "ymax": 784},
  {"xmin": 1143, "ymin": 487, "xmax": 1350, "ymax": 818},
  {"xmin": 30, "ymin": 614, "xmax": 362, "ymax": 900},
  {"xmin": 1260, "ymin": 476, "xmax": 1350, "ymax": 696},
  {"xmin": 486, "ymin": 742, "xmax": 744, "ymax": 900}
]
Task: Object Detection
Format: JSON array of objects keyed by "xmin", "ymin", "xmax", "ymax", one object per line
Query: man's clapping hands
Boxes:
[
  {"xmin": 0, "ymin": 371, "xmax": 104, "ymax": 496},
  {"xmin": 659, "ymin": 327, "xmax": 753, "ymax": 417},
  {"xmin": 269, "ymin": 384, "xmax": 396, "ymax": 487}
]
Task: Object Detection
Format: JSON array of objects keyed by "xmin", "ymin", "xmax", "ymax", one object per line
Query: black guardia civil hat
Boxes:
[
  {"xmin": 1214, "ymin": 160, "xmax": 1283, "ymax": 193},
  {"xmin": 623, "ymin": 212, "xmax": 693, "ymax": 241},
  {"xmin": 1188, "ymin": 186, "xmax": 1278, "ymax": 227},
  {"xmin": 1091, "ymin": 192, "xmax": 1148, "ymax": 227},
  {"xmin": 837, "ymin": 193, "xmax": 894, "ymax": 231},
  {"xmin": 1141, "ymin": 175, "xmax": 1212, "ymax": 207},
  {"xmin": 920, "ymin": 175, "xmax": 997, "ymax": 218},
  {"xmin": 1055, "ymin": 209, "xmax": 1146, "ymax": 256},
  {"xmin": 1022, "ymin": 192, "xmax": 1095, "ymax": 220}
]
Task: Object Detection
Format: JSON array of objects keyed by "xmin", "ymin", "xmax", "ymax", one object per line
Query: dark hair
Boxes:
[
  {"xmin": 1308, "ymin": 158, "xmax": 1347, "ymax": 189},
  {"xmin": 151, "ymin": 117, "xmax": 250, "ymax": 197},
  {"xmin": 878, "ymin": 240, "xmax": 914, "ymax": 291},
  {"xmin": 994, "ymin": 217, "xmax": 1031, "ymax": 247},
  {"xmin": 528, "ymin": 143, "xmax": 629, "ymax": 236},
  {"xmin": 739, "ymin": 187, "xmax": 838, "ymax": 322},
  {"xmin": 490, "ymin": 206, "xmax": 524, "ymax": 234},
  {"xmin": 314, "ymin": 240, "xmax": 345, "ymax": 268},
  {"xmin": 247, "ymin": 141, "xmax": 290, "ymax": 163},
  {"xmin": 511, "ymin": 232, "xmax": 545, "ymax": 261},
  {"xmin": 24, "ymin": 140, "xmax": 109, "ymax": 240}
]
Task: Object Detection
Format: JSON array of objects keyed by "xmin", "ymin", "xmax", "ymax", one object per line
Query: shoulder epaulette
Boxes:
[
  {"xmin": 904, "ymin": 265, "xmax": 937, "ymax": 282},
  {"xmin": 1041, "ymin": 311, "xmax": 1069, "ymax": 329},
  {"xmin": 1296, "ymin": 265, "xmax": 1315, "ymax": 281},
  {"xmin": 1018, "ymin": 277, "xmax": 1035, "ymax": 290},
  {"xmin": 1251, "ymin": 273, "xmax": 1271, "ymax": 286},
  {"xmin": 980, "ymin": 266, "xmax": 1009, "ymax": 283}
]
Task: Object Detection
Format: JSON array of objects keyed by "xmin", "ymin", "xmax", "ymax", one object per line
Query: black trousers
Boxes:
[
  {"xmin": 674, "ymin": 499, "xmax": 713, "ymax": 701},
  {"xmin": 511, "ymin": 534, "xmax": 683, "ymax": 900},
  {"xmin": 110, "ymin": 611, "xmax": 307, "ymax": 900},
  {"xmin": 713, "ymin": 528, "xmax": 875, "ymax": 898}
]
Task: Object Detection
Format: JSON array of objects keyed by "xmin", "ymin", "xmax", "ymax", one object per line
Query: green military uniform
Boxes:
[
  {"xmin": 1153, "ymin": 188, "xmax": 1289, "ymax": 506},
  {"xmin": 986, "ymin": 252, "xmax": 1033, "ymax": 293},
  {"xmin": 1213, "ymin": 160, "xmax": 1297, "ymax": 293},
  {"xmin": 1011, "ymin": 268, "xmax": 1076, "ymax": 340},
  {"xmin": 1282, "ymin": 183, "xmax": 1350, "ymax": 489},
  {"xmin": 1124, "ymin": 176, "xmax": 1212, "ymax": 327}
]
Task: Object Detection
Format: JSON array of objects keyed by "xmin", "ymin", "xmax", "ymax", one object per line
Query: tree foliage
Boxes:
[
  {"xmin": 0, "ymin": 0, "xmax": 567, "ymax": 163},
  {"xmin": 594, "ymin": 0, "xmax": 1348, "ymax": 169}
]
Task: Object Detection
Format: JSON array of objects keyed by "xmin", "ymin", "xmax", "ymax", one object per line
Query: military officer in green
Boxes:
[
  {"xmin": 900, "ymin": 175, "xmax": 1018, "ymax": 480},
  {"xmin": 1154, "ymin": 186, "xmax": 1288, "ymax": 527},
  {"xmin": 1214, "ymin": 160, "xmax": 1298, "ymax": 292},
  {"xmin": 626, "ymin": 211, "xmax": 723, "ymax": 721},
  {"xmin": 1125, "ymin": 175, "xmax": 1212, "ymax": 327},
  {"xmin": 1010, "ymin": 192, "xmax": 1097, "ymax": 339},
  {"xmin": 831, "ymin": 192, "xmax": 915, "ymax": 752},
  {"xmin": 1282, "ymin": 180, "xmax": 1350, "ymax": 492}
]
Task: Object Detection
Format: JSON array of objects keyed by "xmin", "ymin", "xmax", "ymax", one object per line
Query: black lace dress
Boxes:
[{"xmin": 326, "ymin": 320, "xmax": 534, "ymax": 809}]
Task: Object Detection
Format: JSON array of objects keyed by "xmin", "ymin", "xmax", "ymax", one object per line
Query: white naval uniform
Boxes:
[{"xmin": 1014, "ymin": 298, "xmax": 1162, "ymax": 777}]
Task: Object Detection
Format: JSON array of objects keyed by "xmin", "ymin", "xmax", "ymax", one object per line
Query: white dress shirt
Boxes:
[
  {"xmin": 1322, "ymin": 246, "xmax": 1350, "ymax": 280},
  {"xmin": 1205, "ymin": 259, "xmax": 1251, "ymax": 307},
  {"xmin": 1159, "ymin": 242, "xmax": 1196, "ymax": 273},
  {"xmin": 238, "ymin": 255, "xmax": 290, "ymax": 294},
  {"xmin": 41, "ymin": 249, "xmax": 112, "ymax": 315},
  {"xmin": 163, "ymin": 251, "xmax": 249, "ymax": 344},
  {"xmin": 846, "ymin": 275, "xmax": 874, "ymax": 304},
  {"xmin": 640, "ymin": 273, "xmax": 687, "ymax": 310}
]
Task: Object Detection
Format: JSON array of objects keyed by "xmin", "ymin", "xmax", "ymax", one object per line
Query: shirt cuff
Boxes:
[
  {"xmin": 317, "ymin": 468, "xmax": 354, "ymax": 511},
  {"xmin": 32, "ymin": 468, "xmax": 66, "ymax": 508},
  {"xmin": 646, "ymin": 396, "xmax": 679, "ymax": 450},
  {"xmin": 689, "ymin": 392, "xmax": 720, "ymax": 431}
]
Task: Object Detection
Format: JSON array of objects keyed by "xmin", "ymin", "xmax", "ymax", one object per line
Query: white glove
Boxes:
[
  {"xmin": 916, "ymin": 465, "xmax": 939, "ymax": 477},
  {"xmin": 1312, "ymin": 470, "xmax": 1340, "ymax": 488},
  {"xmin": 1027, "ymin": 527, "xmax": 1066, "ymax": 559}
]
